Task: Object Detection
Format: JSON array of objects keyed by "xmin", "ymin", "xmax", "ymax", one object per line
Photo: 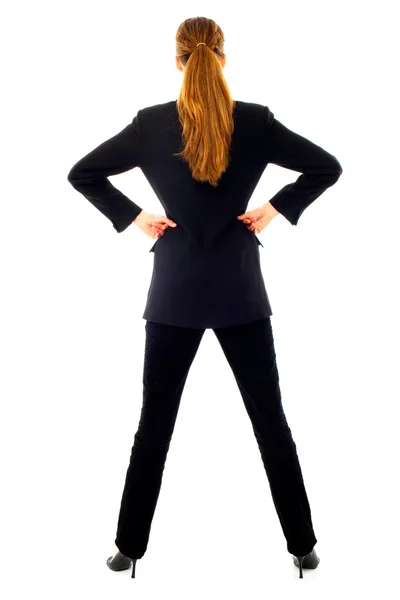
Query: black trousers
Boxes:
[{"xmin": 114, "ymin": 317, "xmax": 317, "ymax": 558}]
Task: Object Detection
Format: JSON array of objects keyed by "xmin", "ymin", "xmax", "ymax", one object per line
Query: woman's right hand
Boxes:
[{"xmin": 237, "ymin": 202, "xmax": 280, "ymax": 234}]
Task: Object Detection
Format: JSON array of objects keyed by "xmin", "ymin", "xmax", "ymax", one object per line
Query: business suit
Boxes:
[
  {"xmin": 67, "ymin": 100, "xmax": 342, "ymax": 562},
  {"xmin": 67, "ymin": 99, "xmax": 342, "ymax": 329}
]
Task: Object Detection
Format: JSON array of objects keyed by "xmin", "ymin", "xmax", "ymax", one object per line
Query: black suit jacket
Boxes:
[{"xmin": 67, "ymin": 99, "xmax": 342, "ymax": 329}]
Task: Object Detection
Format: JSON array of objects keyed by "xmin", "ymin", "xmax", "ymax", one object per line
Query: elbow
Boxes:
[
  {"xmin": 334, "ymin": 159, "xmax": 343, "ymax": 180},
  {"xmin": 67, "ymin": 167, "xmax": 77, "ymax": 186},
  {"xmin": 67, "ymin": 165, "xmax": 80, "ymax": 186},
  {"xmin": 332, "ymin": 156, "xmax": 343, "ymax": 179},
  {"xmin": 326, "ymin": 157, "xmax": 343, "ymax": 186},
  {"xmin": 330, "ymin": 167, "xmax": 342, "ymax": 185},
  {"xmin": 67, "ymin": 164, "xmax": 85, "ymax": 188}
]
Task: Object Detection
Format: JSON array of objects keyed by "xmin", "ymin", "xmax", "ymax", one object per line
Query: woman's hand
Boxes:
[
  {"xmin": 237, "ymin": 202, "xmax": 279, "ymax": 234},
  {"xmin": 133, "ymin": 211, "xmax": 177, "ymax": 239}
]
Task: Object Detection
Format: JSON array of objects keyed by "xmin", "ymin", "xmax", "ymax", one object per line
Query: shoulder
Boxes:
[
  {"xmin": 233, "ymin": 100, "xmax": 275, "ymax": 130},
  {"xmin": 139, "ymin": 100, "xmax": 176, "ymax": 118}
]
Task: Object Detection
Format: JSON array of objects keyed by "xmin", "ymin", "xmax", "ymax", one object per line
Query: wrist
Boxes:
[
  {"xmin": 263, "ymin": 202, "xmax": 279, "ymax": 219},
  {"xmin": 133, "ymin": 210, "xmax": 144, "ymax": 224}
]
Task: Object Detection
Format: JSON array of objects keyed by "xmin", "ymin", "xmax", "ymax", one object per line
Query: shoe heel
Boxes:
[
  {"xmin": 131, "ymin": 559, "xmax": 137, "ymax": 578},
  {"xmin": 296, "ymin": 555, "xmax": 305, "ymax": 579}
]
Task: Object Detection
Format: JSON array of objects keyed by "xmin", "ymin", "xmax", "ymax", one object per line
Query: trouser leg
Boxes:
[
  {"xmin": 213, "ymin": 317, "xmax": 317, "ymax": 556},
  {"xmin": 115, "ymin": 320, "xmax": 205, "ymax": 558}
]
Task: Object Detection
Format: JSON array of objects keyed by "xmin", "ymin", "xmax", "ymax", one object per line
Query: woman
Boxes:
[{"xmin": 67, "ymin": 16, "xmax": 342, "ymax": 580}]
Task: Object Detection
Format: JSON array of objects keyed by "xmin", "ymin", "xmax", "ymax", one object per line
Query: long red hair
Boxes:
[{"xmin": 174, "ymin": 17, "xmax": 235, "ymax": 187}]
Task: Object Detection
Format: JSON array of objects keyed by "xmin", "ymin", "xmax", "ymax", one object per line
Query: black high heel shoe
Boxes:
[
  {"xmin": 106, "ymin": 550, "xmax": 138, "ymax": 578},
  {"xmin": 131, "ymin": 558, "xmax": 137, "ymax": 578},
  {"xmin": 293, "ymin": 547, "xmax": 320, "ymax": 578}
]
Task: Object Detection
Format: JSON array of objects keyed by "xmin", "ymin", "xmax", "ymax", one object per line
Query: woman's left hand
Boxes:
[{"xmin": 133, "ymin": 210, "xmax": 177, "ymax": 239}]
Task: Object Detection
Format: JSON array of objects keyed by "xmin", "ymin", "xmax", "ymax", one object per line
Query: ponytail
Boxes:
[{"xmin": 174, "ymin": 17, "xmax": 235, "ymax": 187}]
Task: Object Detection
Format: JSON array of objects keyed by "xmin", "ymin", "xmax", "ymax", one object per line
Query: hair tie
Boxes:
[{"xmin": 196, "ymin": 42, "xmax": 206, "ymax": 47}]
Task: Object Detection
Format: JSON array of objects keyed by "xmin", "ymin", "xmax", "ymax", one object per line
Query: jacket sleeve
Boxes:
[
  {"xmin": 67, "ymin": 111, "xmax": 143, "ymax": 233},
  {"xmin": 264, "ymin": 107, "xmax": 343, "ymax": 226}
]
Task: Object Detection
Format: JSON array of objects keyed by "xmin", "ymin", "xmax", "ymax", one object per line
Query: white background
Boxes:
[{"xmin": 2, "ymin": 1, "xmax": 399, "ymax": 598}]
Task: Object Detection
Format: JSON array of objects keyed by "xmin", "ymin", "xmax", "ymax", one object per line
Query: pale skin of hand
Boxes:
[{"xmin": 133, "ymin": 201, "xmax": 280, "ymax": 239}]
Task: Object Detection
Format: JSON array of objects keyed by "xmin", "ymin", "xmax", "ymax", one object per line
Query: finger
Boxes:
[{"xmin": 160, "ymin": 218, "xmax": 177, "ymax": 227}]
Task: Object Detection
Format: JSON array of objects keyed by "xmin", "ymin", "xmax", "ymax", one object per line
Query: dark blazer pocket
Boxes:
[
  {"xmin": 149, "ymin": 239, "xmax": 160, "ymax": 252},
  {"xmin": 243, "ymin": 223, "xmax": 264, "ymax": 248},
  {"xmin": 149, "ymin": 228, "xmax": 172, "ymax": 252}
]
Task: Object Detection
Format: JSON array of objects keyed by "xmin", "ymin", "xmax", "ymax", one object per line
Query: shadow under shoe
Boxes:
[
  {"xmin": 293, "ymin": 547, "xmax": 320, "ymax": 578},
  {"xmin": 106, "ymin": 550, "xmax": 133, "ymax": 572}
]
